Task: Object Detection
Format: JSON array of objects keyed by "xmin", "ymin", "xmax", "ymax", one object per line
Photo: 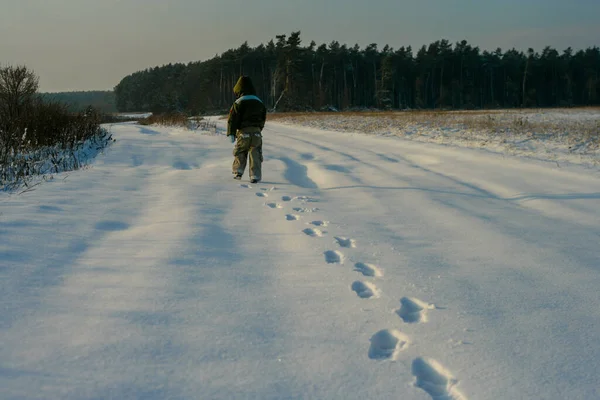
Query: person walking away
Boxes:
[{"xmin": 227, "ymin": 76, "xmax": 267, "ymax": 183}]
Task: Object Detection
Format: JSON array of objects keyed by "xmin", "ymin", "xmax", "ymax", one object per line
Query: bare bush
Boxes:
[
  {"xmin": 0, "ymin": 65, "xmax": 111, "ymax": 191},
  {"xmin": 138, "ymin": 112, "xmax": 218, "ymax": 134},
  {"xmin": 0, "ymin": 65, "xmax": 39, "ymax": 123},
  {"xmin": 189, "ymin": 116, "xmax": 218, "ymax": 134},
  {"xmin": 99, "ymin": 114, "xmax": 142, "ymax": 124},
  {"xmin": 138, "ymin": 112, "xmax": 190, "ymax": 127}
]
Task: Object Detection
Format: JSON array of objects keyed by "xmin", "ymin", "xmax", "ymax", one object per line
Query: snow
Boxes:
[
  {"xmin": 1, "ymin": 114, "xmax": 600, "ymax": 399},
  {"xmin": 271, "ymin": 108, "xmax": 600, "ymax": 168},
  {"xmin": 1, "ymin": 132, "xmax": 112, "ymax": 191}
]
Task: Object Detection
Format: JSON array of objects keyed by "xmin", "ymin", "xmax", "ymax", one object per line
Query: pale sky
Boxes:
[{"xmin": 1, "ymin": 0, "xmax": 598, "ymax": 92}]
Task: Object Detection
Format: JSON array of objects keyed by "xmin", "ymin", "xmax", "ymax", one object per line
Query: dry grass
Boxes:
[
  {"xmin": 268, "ymin": 106, "xmax": 600, "ymax": 120},
  {"xmin": 267, "ymin": 108, "xmax": 600, "ymax": 163},
  {"xmin": 138, "ymin": 113, "xmax": 219, "ymax": 134},
  {"xmin": 189, "ymin": 116, "xmax": 218, "ymax": 134},
  {"xmin": 268, "ymin": 108, "xmax": 600, "ymax": 143},
  {"xmin": 139, "ymin": 112, "xmax": 190, "ymax": 127}
]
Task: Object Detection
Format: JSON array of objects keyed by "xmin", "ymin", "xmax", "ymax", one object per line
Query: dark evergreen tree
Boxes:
[{"xmin": 114, "ymin": 33, "xmax": 600, "ymax": 113}]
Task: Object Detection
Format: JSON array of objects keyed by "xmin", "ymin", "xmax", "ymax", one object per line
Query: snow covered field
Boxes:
[
  {"xmin": 271, "ymin": 108, "xmax": 600, "ymax": 168},
  {"xmin": 1, "ymin": 115, "xmax": 599, "ymax": 399}
]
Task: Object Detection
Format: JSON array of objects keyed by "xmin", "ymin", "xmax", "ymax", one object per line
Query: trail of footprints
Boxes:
[{"xmin": 242, "ymin": 183, "xmax": 467, "ymax": 399}]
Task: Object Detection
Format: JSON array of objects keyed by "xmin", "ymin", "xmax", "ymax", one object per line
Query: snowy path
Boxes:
[{"xmin": 1, "ymin": 121, "xmax": 599, "ymax": 399}]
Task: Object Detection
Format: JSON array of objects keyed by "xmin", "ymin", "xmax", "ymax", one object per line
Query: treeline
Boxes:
[
  {"xmin": 114, "ymin": 32, "xmax": 600, "ymax": 113},
  {"xmin": 41, "ymin": 91, "xmax": 116, "ymax": 113}
]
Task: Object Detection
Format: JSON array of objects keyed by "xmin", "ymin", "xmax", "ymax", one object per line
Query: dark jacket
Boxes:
[{"xmin": 227, "ymin": 76, "xmax": 267, "ymax": 137}]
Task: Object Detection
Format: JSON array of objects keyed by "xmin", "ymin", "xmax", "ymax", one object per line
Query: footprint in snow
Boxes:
[
  {"xmin": 285, "ymin": 214, "xmax": 300, "ymax": 221},
  {"xmin": 293, "ymin": 207, "xmax": 319, "ymax": 213},
  {"xmin": 281, "ymin": 195, "xmax": 318, "ymax": 202},
  {"xmin": 265, "ymin": 203, "xmax": 283, "ymax": 209},
  {"xmin": 411, "ymin": 357, "xmax": 467, "ymax": 400},
  {"xmin": 335, "ymin": 236, "xmax": 356, "ymax": 248},
  {"xmin": 172, "ymin": 160, "xmax": 191, "ymax": 170},
  {"xmin": 95, "ymin": 221, "xmax": 130, "ymax": 231},
  {"xmin": 324, "ymin": 250, "xmax": 344, "ymax": 264},
  {"xmin": 38, "ymin": 205, "xmax": 63, "ymax": 213},
  {"xmin": 240, "ymin": 184, "xmax": 252, "ymax": 189},
  {"xmin": 397, "ymin": 297, "xmax": 435, "ymax": 323},
  {"xmin": 294, "ymin": 196, "xmax": 318, "ymax": 203},
  {"xmin": 354, "ymin": 262, "xmax": 383, "ymax": 278},
  {"xmin": 303, "ymin": 228, "xmax": 324, "ymax": 237},
  {"xmin": 351, "ymin": 281, "xmax": 380, "ymax": 299},
  {"xmin": 309, "ymin": 220, "xmax": 329, "ymax": 227},
  {"xmin": 256, "ymin": 192, "xmax": 268, "ymax": 198},
  {"xmin": 368, "ymin": 329, "xmax": 409, "ymax": 361}
]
